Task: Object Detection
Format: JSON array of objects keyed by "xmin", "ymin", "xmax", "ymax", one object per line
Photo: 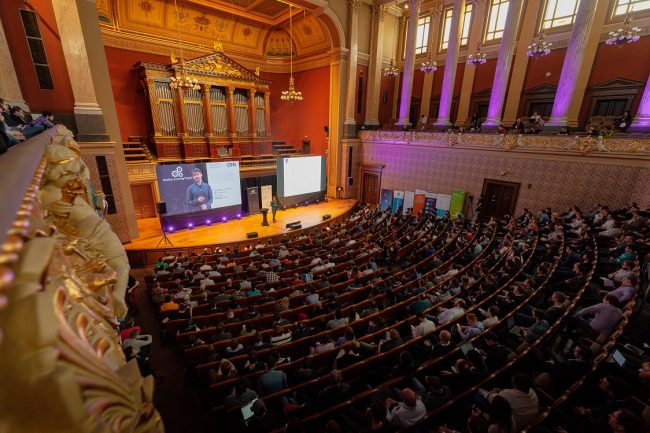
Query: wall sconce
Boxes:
[{"xmin": 545, "ymin": 72, "xmax": 552, "ymax": 78}]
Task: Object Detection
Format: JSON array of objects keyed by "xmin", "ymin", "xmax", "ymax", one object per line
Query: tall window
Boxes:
[
  {"xmin": 541, "ymin": 0, "xmax": 580, "ymax": 30},
  {"xmin": 440, "ymin": 3, "xmax": 473, "ymax": 50},
  {"xmin": 614, "ymin": 0, "xmax": 650, "ymax": 16},
  {"xmin": 485, "ymin": 0, "xmax": 509, "ymax": 41},
  {"xmin": 415, "ymin": 16, "xmax": 431, "ymax": 54}
]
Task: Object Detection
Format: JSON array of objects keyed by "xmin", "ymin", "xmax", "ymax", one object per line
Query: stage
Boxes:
[{"xmin": 123, "ymin": 199, "xmax": 356, "ymax": 263}]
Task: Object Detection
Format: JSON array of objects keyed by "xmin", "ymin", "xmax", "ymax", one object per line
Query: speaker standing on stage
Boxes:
[
  {"xmin": 186, "ymin": 168, "xmax": 213, "ymax": 212},
  {"xmin": 271, "ymin": 196, "xmax": 278, "ymax": 222}
]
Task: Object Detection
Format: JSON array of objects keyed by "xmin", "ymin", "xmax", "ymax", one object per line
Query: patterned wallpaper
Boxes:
[
  {"xmin": 360, "ymin": 142, "xmax": 650, "ymax": 214},
  {"xmin": 82, "ymin": 154, "xmax": 131, "ymax": 243}
]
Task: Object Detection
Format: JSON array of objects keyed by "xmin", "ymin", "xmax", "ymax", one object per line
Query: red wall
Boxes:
[
  {"xmin": 260, "ymin": 66, "xmax": 330, "ymax": 155},
  {"xmin": 0, "ymin": 0, "xmax": 74, "ymax": 113},
  {"xmin": 472, "ymin": 58, "xmax": 497, "ymax": 93},
  {"xmin": 104, "ymin": 46, "xmax": 169, "ymax": 141},
  {"xmin": 412, "ymin": 70, "xmax": 424, "ymax": 100}
]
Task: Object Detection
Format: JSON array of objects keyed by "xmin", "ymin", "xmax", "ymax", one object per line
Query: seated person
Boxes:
[{"xmin": 385, "ymin": 388, "xmax": 426, "ymax": 428}]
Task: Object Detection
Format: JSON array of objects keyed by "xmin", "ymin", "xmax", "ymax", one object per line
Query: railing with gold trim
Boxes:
[{"xmin": 0, "ymin": 127, "xmax": 163, "ymax": 433}]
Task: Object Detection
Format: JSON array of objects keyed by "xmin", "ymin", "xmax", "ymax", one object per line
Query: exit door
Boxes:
[{"xmin": 481, "ymin": 179, "xmax": 520, "ymax": 219}]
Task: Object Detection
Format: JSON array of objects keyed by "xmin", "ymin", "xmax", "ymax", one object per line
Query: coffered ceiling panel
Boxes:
[{"xmin": 101, "ymin": 0, "xmax": 330, "ymax": 58}]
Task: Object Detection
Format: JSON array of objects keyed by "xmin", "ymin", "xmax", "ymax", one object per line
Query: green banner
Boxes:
[{"xmin": 449, "ymin": 189, "xmax": 466, "ymax": 219}]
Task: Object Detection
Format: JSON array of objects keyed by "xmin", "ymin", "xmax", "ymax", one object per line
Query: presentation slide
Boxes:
[
  {"xmin": 156, "ymin": 161, "xmax": 241, "ymax": 216},
  {"xmin": 278, "ymin": 156, "xmax": 325, "ymax": 197}
]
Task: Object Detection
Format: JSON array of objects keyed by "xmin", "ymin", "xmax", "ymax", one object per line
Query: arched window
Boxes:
[{"xmin": 541, "ymin": 0, "xmax": 580, "ymax": 30}]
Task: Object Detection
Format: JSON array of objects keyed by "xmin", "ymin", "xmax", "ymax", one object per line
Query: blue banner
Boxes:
[{"xmin": 380, "ymin": 189, "xmax": 394, "ymax": 211}]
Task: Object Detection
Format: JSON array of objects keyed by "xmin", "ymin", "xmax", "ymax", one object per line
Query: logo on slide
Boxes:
[{"xmin": 171, "ymin": 166, "xmax": 183, "ymax": 178}]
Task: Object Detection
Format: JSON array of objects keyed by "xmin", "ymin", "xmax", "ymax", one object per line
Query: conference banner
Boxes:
[
  {"xmin": 424, "ymin": 192, "xmax": 437, "ymax": 215},
  {"xmin": 403, "ymin": 191, "xmax": 415, "ymax": 211},
  {"xmin": 261, "ymin": 184, "xmax": 273, "ymax": 211},
  {"xmin": 435, "ymin": 193, "xmax": 452, "ymax": 217},
  {"xmin": 392, "ymin": 190, "xmax": 405, "ymax": 212},
  {"xmin": 247, "ymin": 187, "xmax": 260, "ymax": 215},
  {"xmin": 413, "ymin": 189, "xmax": 426, "ymax": 215},
  {"xmin": 380, "ymin": 189, "xmax": 394, "ymax": 211},
  {"xmin": 449, "ymin": 189, "xmax": 466, "ymax": 219}
]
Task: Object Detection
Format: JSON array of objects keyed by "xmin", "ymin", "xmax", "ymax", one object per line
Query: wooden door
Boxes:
[
  {"xmin": 362, "ymin": 172, "xmax": 380, "ymax": 205},
  {"xmin": 481, "ymin": 179, "xmax": 520, "ymax": 220},
  {"xmin": 131, "ymin": 183, "xmax": 157, "ymax": 219}
]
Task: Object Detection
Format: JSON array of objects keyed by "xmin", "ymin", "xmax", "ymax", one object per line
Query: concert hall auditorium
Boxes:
[{"xmin": 0, "ymin": 0, "xmax": 649, "ymax": 432}]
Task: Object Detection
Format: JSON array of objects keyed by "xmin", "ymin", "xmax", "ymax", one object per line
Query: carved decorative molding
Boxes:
[
  {"xmin": 359, "ymin": 130, "xmax": 650, "ymax": 159},
  {"xmin": 371, "ymin": 4, "xmax": 388, "ymax": 21},
  {"xmin": 0, "ymin": 127, "xmax": 163, "ymax": 433}
]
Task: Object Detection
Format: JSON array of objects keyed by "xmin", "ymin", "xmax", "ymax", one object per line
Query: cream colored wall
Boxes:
[
  {"xmin": 329, "ymin": 0, "xmax": 349, "ymax": 45},
  {"xmin": 358, "ymin": 3, "xmax": 371, "ymax": 56},
  {"xmin": 383, "ymin": 13, "xmax": 399, "ymax": 61}
]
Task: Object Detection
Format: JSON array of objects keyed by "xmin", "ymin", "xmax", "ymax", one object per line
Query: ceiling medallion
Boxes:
[{"xmin": 138, "ymin": 0, "xmax": 153, "ymax": 17}]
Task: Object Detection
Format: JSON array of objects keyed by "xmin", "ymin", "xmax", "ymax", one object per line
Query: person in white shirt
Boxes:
[
  {"xmin": 411, "ymin": 312, "xmax": 436, "ymax": 338},
  {"xmin": 437, "ymin": 299, "xmax": 466, "ymax": 324},
  {"xmin": 481, "ymin": 305, "xmax": 500, "ymax": 329},
  {"xmin": 208, "ymin": 267, "xmax": 221, "ymax": 278},
  {"xmin": 199, "ymin": 262, "xmax": 212, "ymax": 272},
  {"xmin": 385, "ymin": 388, "xmax": 426, "ymax": 428},
  {"xmin": 200, "ymin": 277, "xmax": 215, "ymax": 288},
  {"xmin": 487, "ymin": 372, "xmax": 539, "ymax": 429},
  {"xmin": 123, "ymin": 329, "xmax": 152, "ymax": 355}
]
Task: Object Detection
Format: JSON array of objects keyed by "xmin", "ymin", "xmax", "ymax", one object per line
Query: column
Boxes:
[
  {"xmin": 391, "ymin": 16, "xmax": 407, "ymax": 121},
  {"xmin": 327, "ymin": 50, "xmax": 346, "ymax": 197},
  {"xmin": 419, "ymin": 7, "xmax": 443, "ymax": 122},
  {"xmin": 343, "ymin": 0, "xmax": 361, "ymax": 137},
  {"xmin": 52, "ymin": 0, "xmax": 138, "ymax": 240},
  {"xmin": 363, "ymin": 4, "xmax": 387, "ymax": 128},
  {"xmin": 502, "ymin": 0, "xmax": 542, "ymax": 125},
  {"xmin": 264, "ymin": 92, "xmax": 272, "ymax": 136},
  {"xmin": 434, "ymin": 0, "xmax": 465, "ymax": 127},
  {"xmin": 226, "ymin": 87, "xmax": 236, "ymax": 136},
  {"xmin": 201, "ymin": 84, "xmax": 213, "ymax": 136},
  {"xmin": 0, "ymin": 18, "xmax": 27, "ymax": 110},
  {"xmin": 455, "ymin": 1, "xmax": 488, "ymax": 127},
  {"xmin": 248, "ymin": 88, "xmax": 257, "ymax": 136},
  {"xmin": 396, "ymin": 0, "xmax": 423, "ymax": 127},
  {"xmin": 629, "ymin": 75, "xmax": 650, "ymax": 133},
  {"xmin": 546, "ymin": 0, "xmax": 600, "ymax": 131},
  {"xmin": 482, "ymin": 0, "xmax": 525, "ymax": 131}
]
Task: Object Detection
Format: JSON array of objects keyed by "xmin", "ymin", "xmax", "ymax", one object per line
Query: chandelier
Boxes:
[
  {"xmin": 169, "ymin": 0, "xmax": 200, "ymax": 91},
  {"xmin": 467, "ymin": 44, "xmax": 487, "ymax": 66},
  {"xmin": 527, "ymin": 31, "xmax": 552, "ymax": 57},
  {"xmin": 606, "ymin": 16, "xmax": 641, "ymax": 46},
  {"xmin": 281, "ymin": 5, "xmax": 303, "ymax": 102},
  {"xmin": 384, "ymin": 58, "xmax": 400, "ymax": 78},
  {"xmin": 420, "ymin": 53, "xmax": 437, "ymax": 73}
]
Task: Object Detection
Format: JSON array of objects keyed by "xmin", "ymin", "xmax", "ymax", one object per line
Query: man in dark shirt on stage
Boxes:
[{"xmin": 186, "ymin": 168, "xmax": 212, "ymax": 212}]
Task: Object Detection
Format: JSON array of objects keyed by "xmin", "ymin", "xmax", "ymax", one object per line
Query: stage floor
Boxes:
[{"xmin": 124, "ymin": 198, "xmax": 356, "ymax": 250}]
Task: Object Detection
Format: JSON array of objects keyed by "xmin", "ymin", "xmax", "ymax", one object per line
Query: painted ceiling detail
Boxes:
[{"xmin": 98, "ymin": 0, "xmax": 330, "ymax": 59}]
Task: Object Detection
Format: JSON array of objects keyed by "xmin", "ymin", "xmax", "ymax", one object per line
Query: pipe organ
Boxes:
[{"xmin": 138, "ymin": 52, "xmax": 272, "ymax": 160}]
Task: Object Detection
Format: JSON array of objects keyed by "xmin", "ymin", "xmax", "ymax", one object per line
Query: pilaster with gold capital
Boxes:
[{"xmin": 364, "ymin": 5, "xmax": 387, "ymax": 127}]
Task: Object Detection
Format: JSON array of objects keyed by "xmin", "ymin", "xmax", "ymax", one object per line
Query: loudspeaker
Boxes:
[
  {"xmin": 286, "ymin": 221, "xmax": 302, "ymax": 230},
  {"xmin": 323, "ymin": 125, "xmax": 329, "ymax": 134},
  {"xmin": 246, "ymin": 232, "xmax": 259, "ymax": 239},
  {"xmin": 347, "ymin": 177, "xmax": 354, "ymax": 186},
  {"xmin": 322, "ymin": 214, "xmax": 331, "ymax": 221},
  {"xmin": 156, "ymin": 202, "xmax": 167, "ymax": 214}
]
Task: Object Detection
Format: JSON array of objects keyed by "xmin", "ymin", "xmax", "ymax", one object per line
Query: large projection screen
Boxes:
[
  {"xmin": 155, "ymin": 162, "xmax": 242, "ymax": 229},
  {"xmin": 277, "ymin": 156, "xmax": 326, "ymax": 197}
]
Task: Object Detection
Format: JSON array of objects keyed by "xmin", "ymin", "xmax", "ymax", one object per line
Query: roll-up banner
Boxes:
[
  {"xmin": 392, "ymin": 190, "xmax": 405, "ymax": 212},
  {"xmin": 449, "ymin": 189, "xmax": 466, "ymax": 219},
  {"xmin": 380, "ymin": 189, "xmax": 394, "ymax": 211},
  {"xmin": 247, "ymin": 187, "xmax": 260, "ymax": 215},
  {"xmin": 424, "ymin": 192, "xmax": 437, "ymax": 215},
  {"xmin": 413, "ymin": 189, "xmax": 426, "ymax": 215},
  {"xmin": 261, "ymin": 184, "xmax": 273, "ymax": 210},
  {"xmin": 403, "ymin": 191, "xmax": 415, "ymax": 211}
]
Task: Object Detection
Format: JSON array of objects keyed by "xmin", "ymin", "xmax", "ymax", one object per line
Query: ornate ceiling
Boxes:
[{"xmin": 96, "ymin": 0, "xmax": 332, "ymax": 60}]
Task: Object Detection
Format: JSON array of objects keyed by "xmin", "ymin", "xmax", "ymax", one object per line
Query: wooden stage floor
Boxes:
[{"xmin": 124, "ymin": 199, "xmax": 356, "ymax": 251}]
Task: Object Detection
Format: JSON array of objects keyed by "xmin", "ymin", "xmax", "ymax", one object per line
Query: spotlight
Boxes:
[
  {"xmin": 168, "ymin": 226, "xmax": 174, "ymax": 232},
  {"xmin": 236, "ymin": 213, "xmax": 242, "ymax": 219},
  {"xmin": 206, "ymin": 219, "xmax": 212, "ymax": 224},
  {"xmin": 316, "ymin": 199, "xmax": 320, "ymax": 203},
  {"xmin": 221, "ymin": 216, "xmax": 227, "ymax": 222},
  {"xmin": 188, "ymin": 223, "xmax": 193, "ymax": 229}
]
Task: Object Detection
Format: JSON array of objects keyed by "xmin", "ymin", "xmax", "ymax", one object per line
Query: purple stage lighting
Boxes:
[
  {"xmin": 206, "ymin": 219, "xmax": 212, "ymax": 224},
  {"xmin": 236, "ymin": 213, "xmax": 242, "ymax": 219},
  {"xmin": 168, "ymin": 226, "xmax": 174, "ymax": 232},
  {"xmin": 221, "ymin": 216, "xmax": 227, "ymax": 222},
  {"xmin": 188, "ymin": 223, "xmax": 193, "ymax": 229}
]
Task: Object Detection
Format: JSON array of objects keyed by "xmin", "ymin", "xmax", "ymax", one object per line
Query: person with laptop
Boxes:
[{"xmin": 246, "ymin": 399, "xmax": 284, "ymax": 432}]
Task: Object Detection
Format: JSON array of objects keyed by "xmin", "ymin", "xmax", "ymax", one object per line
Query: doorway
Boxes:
[
  {"xmin": 358, "ymin": 163, "xmax": 385, "ymax": 206},
  {"xmin": 131, "ymin": 182, "xmax": 157, "ymax": 219},
  {"xmin": 481, "ymin": 179, "xmax": 520, "ymax": 219}
]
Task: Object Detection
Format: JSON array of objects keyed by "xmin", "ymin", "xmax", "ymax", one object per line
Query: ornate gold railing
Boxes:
[
  {"xmin": 359, "ymin": 130, "xmax": 650, "ymax": 157},
  {"xmin": 0, "ymin": 127, "xmax": 163, "ymax": 433}
]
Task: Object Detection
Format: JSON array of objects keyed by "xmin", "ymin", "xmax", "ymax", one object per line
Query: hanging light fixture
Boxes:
[
  {"xmin": 467, "ymin": 43, "xmax": 487, "ymax": 66},
  {"xmin": 384, "ymin": 14, "xmax": 400, "ymax": 78},
  {"xmin": 169, "ymin": 0, "xmax": 200, "ymax": 91},
  {"xmin": 420, "ymin": 53, "xmax": 437, "ymax": 73},
  {"xmin": 606, "ymin": 15, "xmax": 641, "ymax": 46},
  {"xmin": 527, "ymin": 31, "xmax": 552, "ymax": 57},
  {"xmin": 281, "ymin": 5, "xmax": 303, "ymax": 102}
]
